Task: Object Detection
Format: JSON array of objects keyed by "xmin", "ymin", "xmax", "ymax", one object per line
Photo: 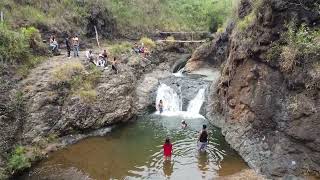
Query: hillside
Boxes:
[{"xmin": 0, "ymin": 0, "xmax": 236, "ymax": 39}]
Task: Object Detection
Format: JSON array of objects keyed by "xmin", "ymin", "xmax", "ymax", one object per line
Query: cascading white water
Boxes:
[
  {"xmin": 173, "ymin": 67, "xmax": 185, "ymax": 77},
  {"xmin": 156, "ymin": 84, "xmax": 182, "ymax": 112},
  {"xmin": 187, "ymin": 89, "xmax": 205, "ymax": 114}
]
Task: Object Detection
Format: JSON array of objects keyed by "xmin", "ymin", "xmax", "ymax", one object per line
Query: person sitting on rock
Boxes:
[
  {"xmin": 98, "ymin": 50, "xmax": 108, "ymax": 67},
  {"xmin": 86, "ymin": 50, "xmax": 95, "ymax": 65},
  {"xmin": 133, "ymin": 43, "xmax": 140, "ymax": 53},
  {"xmin": 49, "ymin": 35, "xmax": 58, "ymax": 52}
]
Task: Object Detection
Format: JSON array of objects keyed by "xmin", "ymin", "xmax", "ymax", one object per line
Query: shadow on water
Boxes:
[{"xmin": 18, "ymin": 114, "xmax": 248, "ymax": 180}]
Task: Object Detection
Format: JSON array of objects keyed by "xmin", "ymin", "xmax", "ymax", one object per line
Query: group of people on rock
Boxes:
[
  {"xmin": 49, "ymin": 34, "xmax": 80, "ymax": 57},
  {"xmin": 163, "ymin": 124, "xmax": 209, "ymax": 161},
  {"xmin": 85, "ymin": 49, "xmax": 118, "ymax": 73},
  {"xmin": 132, "ymin": 43, "xmax": 150, "ymax": 57}
]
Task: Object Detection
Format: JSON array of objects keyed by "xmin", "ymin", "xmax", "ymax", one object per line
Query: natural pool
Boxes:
[{"xmin": 19, "ymin": 114, "xmax": 248, "ymax": 180}]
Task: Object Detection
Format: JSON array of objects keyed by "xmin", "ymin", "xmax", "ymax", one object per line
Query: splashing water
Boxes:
[
  {"xmin": 156, "ymin": 84, "xmax": 182, "ymax": 112},
  {"xmin": 173, "ymin": 67, "xmax": 185, "ymax": 77},
  {"xmin": 187, "ymin": 89, "xmax": 206, "ymax": 114}
]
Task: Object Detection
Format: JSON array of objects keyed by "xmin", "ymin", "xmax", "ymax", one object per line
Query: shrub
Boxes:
[
  {"xmin": 53, "ymin": 61, "xmax": 85, "ymax": 82},
  {"xmin": 237, "ymin": 11, "xmax": 255, "ymax": 31},
  {"xmin": 7, "ymin": 146, "xmax": 31, "ymax": 174},
  {"xmin": 280, "ymin": 23, "xmax": 320, "ymax": 73},
  {"xmin": 21, "ymin": 27, "xmax": 47, "ymax": 55},
  {"xmin": 280, "ymin": 46, "xmax": 299, "ymax": 73},
  {"xmin": 140, "ymin": 37, "xmax": 156, "ymax": 49},
  {"xmin": 0, "ymin": 24, "xmax": 29, "ymax": 64},
  {"xmin": 109, "ymin": 42, "xmax": 132, "ymax": 57}
]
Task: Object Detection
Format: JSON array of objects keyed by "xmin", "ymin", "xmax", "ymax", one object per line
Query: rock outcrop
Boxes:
[{"xmin": 192, "ymin": 0, "xmax": 320, "ymax": 178}]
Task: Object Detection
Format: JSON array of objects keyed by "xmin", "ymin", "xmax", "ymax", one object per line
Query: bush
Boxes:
[
  {"xmin": 7, "ymin": 146, "xmax": 31, "ymax": 174},
  {"xmin": 21, "ymin": 27, "xmax": 47, "ymax": 55},
  {"xmin": 237, "ymin": 11, "xmax": 256, "ymax": 31},
  {"xmin": 0, "ymin": 24, "xmax": 30, "ymax": 64},
  {"xmin": 280, "ymin": 24, "xmax": 320, "ymax": 73},
  {"xmin": 280, "ymin": 46, "xmax": 299, "ymax": 72},
  {"xmin": 109, "ymin": 42, "xmax": 132, "ymax": 57},
  {"xmin": 140, "ymin": 37, "xmax": 156, "ymax": 49}
]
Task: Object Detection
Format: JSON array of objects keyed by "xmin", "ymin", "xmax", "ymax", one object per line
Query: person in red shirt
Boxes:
[{"xmin": 163, "ymin": 138, "xmax": 173, "ymax": 161}]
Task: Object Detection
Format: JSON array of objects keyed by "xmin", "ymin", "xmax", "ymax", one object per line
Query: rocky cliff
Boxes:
[
  {"xmin": 191, "ymin": 0, "xmax": 320, "ymax": 178},
  {"xmin": 0, "ymin": 43, "xmax": 187, "ymax": 178}
]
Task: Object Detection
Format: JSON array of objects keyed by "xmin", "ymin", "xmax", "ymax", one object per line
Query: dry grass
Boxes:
[
  {"xmin": 280, "ymin": 46, "xmax": 299, "ymax": 73},
  {"xmin": 52, "ymin": 61, "xmax": 85, "ymax": 82},
  {"xmin": 77, "ymin": 89, "xmax": 97, "ymax": 103},
  {"xmin": 140, "ymin": 37, "xmax": 156, "ymax": 49}
]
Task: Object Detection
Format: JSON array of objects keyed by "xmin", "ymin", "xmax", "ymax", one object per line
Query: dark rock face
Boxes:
[
  {"xmin": 202, "ymin": 0, "xmax": 320, "ymax": 178},
  {"xmin": 85, "ymin": 3, "xmax": 118, "ymax": 39},
  {"xmin": 185, "ymin": 22, "xmax": 234, "ymax": 71}
]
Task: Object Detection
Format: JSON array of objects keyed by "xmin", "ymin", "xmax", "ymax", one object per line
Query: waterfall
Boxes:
[
  {"xmin": 187, "ymin": 89, "xmax": 205, "ymax": 114},
  {"xmin": 173, "ymin": 67, "xmax": 185, "ymax": 77},
  {"xmin": 156, "ymin": 84, "xmax": 182, "ymax": 112}
]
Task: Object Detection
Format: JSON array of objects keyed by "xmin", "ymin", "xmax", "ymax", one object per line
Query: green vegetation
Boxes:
[
  {"xmin": 140, "ymin": 37, "xmax": 156, "ymax": 50},
  {"xmin": 7, "ymin": 146, "xmax": 31, "ymax": 174},
  {"xmin": 273, "ymin": 23, "xmax": 320, "ymax": 73},
  {"xmin": 237, "ymin": 11, "xmax": 256, "ymax": 31},
  {"xmin": 53, "ymin": 62, "xmax": 101, "ymax": 103},
  {"xmin": 236, "ymin": 0, "xmax": 262, "ymax": 31},
  {"xmin": 0, "ymin": 0, "xmax": 236, "ymax": 35},
  {"xmin": 108, "ymin": 42, "xmax": 132, "ymax": 57}
]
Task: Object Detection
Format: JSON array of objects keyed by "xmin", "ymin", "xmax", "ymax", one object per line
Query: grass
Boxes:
[
  {"xmin": 108, "ymin": 42, "xmax": 132, "ymax": 57},
  {"xmin": 52, "ymin": 62, "xmax": 101, "ymax": 103},
  {"xmin": 7, "ymin": 146, "xmax": 31, "ymax": 174},
  {"xmin": 140, "ymin": 37, "xmax": 156, "ymax": 49},
  {"xmin": 1, "ymin": 0, "xmax": 237, "ymax": 35},
  {"xmin": 53, "ymin": 61, "xmax": 85, "ymax": 82}
]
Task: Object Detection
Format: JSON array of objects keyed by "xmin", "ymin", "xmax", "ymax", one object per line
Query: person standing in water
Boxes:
[
  {"xmin": 198, "ymin": 124, "xmax": 208, "ymax": 152},
  {"xmin": 158, "ymin": 100, "xmax": 164, "ymax": 114},
  {"xmin": 163, "ymin": 138, "xmax": 173, "ymax": 161},
  {"xmin": 181, "ymin": 120, "xmax": 187, "ymax": 129}
]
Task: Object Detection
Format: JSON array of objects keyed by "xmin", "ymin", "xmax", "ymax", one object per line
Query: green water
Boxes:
[{"xmin": 20, "ymin": 114, "xmax": 248, "ymax": 180}]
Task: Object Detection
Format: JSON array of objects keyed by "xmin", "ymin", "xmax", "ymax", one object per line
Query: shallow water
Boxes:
[{"xmin": 20, "ymin": 114, "xmax": 248, "ymax": 180}]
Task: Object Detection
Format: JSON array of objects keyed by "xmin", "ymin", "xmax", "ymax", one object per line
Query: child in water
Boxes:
[
  {"xmin": 163, "ymin": 138, "xmax": 172, "ymax": 161},
  {"xmin": 181, "ymin": 120, "xmax": 187, "ymax": 129}
]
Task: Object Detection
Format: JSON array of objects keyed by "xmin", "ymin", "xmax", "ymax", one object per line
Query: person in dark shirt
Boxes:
[
  {"xmin": 198, "ymin": 124, "xmax": 208, "ymax": 152},
  {"xmin": 65, "ymin": 36, "xmax": 71, "ymax": 58}
]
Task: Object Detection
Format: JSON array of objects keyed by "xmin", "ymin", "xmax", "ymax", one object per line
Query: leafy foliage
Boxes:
[
  {"xmin": 7, "ymin": 146, "xmax": 31, "ymax": 174},
  {"xmin": 267, "ymin": 23, "xmax": 320, "ymax": 73}
]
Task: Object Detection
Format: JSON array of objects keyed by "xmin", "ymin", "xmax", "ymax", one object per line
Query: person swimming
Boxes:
[
  {"xmin": 158, "ymin": 100, "xmax": 164, "ymax": 114},
  {"xmin": 181, "ymin": 120, "xmax": 187, "ymax": 129}
]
